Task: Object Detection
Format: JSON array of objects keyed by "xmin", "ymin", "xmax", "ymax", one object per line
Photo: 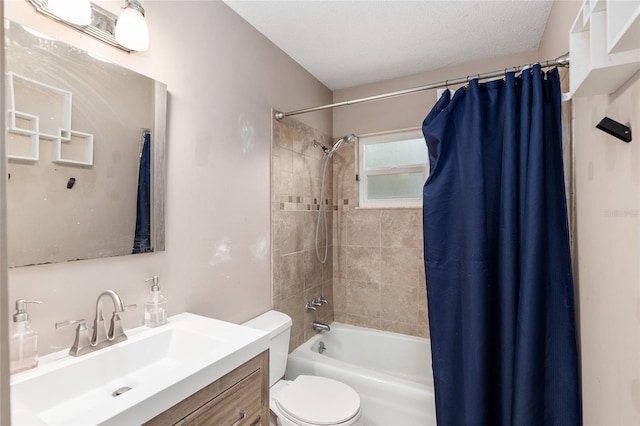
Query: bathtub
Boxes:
[{"xmin": 285, "ymin": 323, "xmax": 436, "ymax": 426}]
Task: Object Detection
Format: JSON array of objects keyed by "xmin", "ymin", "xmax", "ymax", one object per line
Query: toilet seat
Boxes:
[{"xmin": 272, "ymin": 375, "xmax": 361, "ymax": 426}]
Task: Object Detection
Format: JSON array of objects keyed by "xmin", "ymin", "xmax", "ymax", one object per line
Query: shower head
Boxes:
[{"xmin": 328, "ymin": 134, "xmax": 358, "ymax": 156}]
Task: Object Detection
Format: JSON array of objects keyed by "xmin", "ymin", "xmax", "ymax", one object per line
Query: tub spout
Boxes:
[{"xmin": 312, "ymin": 321, "xmax": 331, "ymax": 332}]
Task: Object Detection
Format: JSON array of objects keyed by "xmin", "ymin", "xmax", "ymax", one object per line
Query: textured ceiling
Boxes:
[{"xmin": 223, "ymin": 0, "xmax": 554, "ymax": 90}]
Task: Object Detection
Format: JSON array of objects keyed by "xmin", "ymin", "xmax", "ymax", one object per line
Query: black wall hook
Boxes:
[{"xmin": 596, "ymin": 117, "xmax": 632, "ymax": 143}]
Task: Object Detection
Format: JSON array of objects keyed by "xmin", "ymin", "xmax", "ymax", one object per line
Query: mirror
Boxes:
[{"xmin": 4, "ymin": 20, "xmax": 167, "ymax": 267}]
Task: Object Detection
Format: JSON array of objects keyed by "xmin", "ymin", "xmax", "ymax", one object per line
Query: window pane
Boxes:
[
  {"xmin": 367, "ymin": 172, "xmax": 424, "ymax": 199},
  {"xmin": 365, "ymin": 138, "xmax": 427, "ymax": 169}
]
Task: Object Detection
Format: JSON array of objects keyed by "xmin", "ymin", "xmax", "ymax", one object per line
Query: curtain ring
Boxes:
[
  {"xmin": 466, "ymin": 75, "xmax": 470, "ymax": 83},
  {"xmin": 445, "ymin": 79, "xmax": 449, "ymax": 89}
]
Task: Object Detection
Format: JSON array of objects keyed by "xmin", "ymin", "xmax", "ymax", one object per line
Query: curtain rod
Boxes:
[{"xmin": 274, "ymin": 54, "xmax": 570, "ymax": 121}]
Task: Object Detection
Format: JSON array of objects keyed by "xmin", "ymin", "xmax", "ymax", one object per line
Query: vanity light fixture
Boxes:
[
  {"xmin": 47, "ymin": 0, "xmax": 92, "ymax": 26},
  {"xmin": 115, "ymin": 0, "xmax": 149, "ymax": 52},
  {"xmin": 25, "ymin": 0, "xmax": 150, "ymax": 52}
]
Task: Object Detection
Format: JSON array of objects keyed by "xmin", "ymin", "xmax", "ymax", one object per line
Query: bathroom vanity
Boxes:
[
  {"xmin": 145, "ymin": 350, "xmax": 269, "ymax": 426},
  {"xmin": 10, "ymin": 313, "xmax": 270, "ymax": 425}
]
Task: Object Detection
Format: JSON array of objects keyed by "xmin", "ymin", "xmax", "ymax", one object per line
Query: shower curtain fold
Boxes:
[{"xmin": 421, "ymin": 65, "xmax": 581, "ymax": 426}]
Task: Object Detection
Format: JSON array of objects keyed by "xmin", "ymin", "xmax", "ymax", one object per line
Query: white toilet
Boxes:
[{"xmin": 243, "ymin": 311, "xmax": 363, "ymax": 426}]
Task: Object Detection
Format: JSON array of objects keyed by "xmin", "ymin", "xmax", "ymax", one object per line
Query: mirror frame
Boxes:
[{"xmin": 151, "ymin": 81, "xmax": 167, "ymax": 253}]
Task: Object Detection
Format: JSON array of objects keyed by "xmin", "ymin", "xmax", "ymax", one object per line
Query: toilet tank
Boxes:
[{"xmin": 242, "ymin": 310, "xmax": 292, "ymax": 387}]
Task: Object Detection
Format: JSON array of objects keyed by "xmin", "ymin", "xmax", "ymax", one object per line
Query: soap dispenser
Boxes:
[
  {"xmin": 10, "ymin": 299, "xmax": 42, "ymax": 374},
  {"xmin": 144, "ymin": 276, "xmax": 167, "ymax": 327}
]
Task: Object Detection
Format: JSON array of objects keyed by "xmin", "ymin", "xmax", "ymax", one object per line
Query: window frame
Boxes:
[{"xmin": 357, "ymin": 129, "xmax": 428, "ymax": 208}]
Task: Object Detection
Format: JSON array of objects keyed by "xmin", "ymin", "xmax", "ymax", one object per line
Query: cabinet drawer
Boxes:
[
  {"xmin": 144, "ymin": 351, "xmax": 269, "ymax": 426},
  {"xmin": 177, "ymin": 369, "xmax": 262, "ymax": 426}
]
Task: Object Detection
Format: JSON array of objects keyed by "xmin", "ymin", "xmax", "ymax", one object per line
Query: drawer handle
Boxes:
[{"xmin": 230, "ymin": 409, "xmax": 246, "ymax": 426}]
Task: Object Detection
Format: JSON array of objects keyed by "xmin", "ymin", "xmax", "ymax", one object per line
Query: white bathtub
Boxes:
[{"xmin": 285, "ymin": 323, "xmax": 436, "ymax": 426}]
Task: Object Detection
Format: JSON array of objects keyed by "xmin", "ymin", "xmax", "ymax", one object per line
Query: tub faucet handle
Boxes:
[
  {"xmin": 305, "ymin": 302, "xmax": 318, "ymax": 312},
  {"xmin": 316, "ymin": 296, "xmax": 329, "ymax": 306}
]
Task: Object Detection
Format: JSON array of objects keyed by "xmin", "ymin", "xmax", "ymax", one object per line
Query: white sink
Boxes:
[{"xmin": 10, "ymin": 312, "xmax": 269, "ymax": 425}]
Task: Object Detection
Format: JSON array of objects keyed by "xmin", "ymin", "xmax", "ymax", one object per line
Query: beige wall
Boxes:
[
  {"xmin": 333, "ymin": 50, "xmax": 539, "ymax": 138},
  {"xmin": 271, "ymin": 117, "xmax": 334, "ymax": 351},
  {"xmin": 574, "ymin": 72, "xmax": 640, "ymax": 425},
  {"xmin": 538, "ymin": 0, "xmax": 581, "ymax": 61},
  {"xmin": 3, "ymin": 0, "xmax": 331, "ymax": 365}
]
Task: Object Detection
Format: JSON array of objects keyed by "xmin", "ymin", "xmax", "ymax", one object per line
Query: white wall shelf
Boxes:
[
  {"xmin": 5, "ymin": 72, "xmax": 95, "ymax": 166},
  {"xmin": 6, "ymin": 72, "xmax": 72, "ymax": 138},
  {"xmin": 570, "ymin": 0, "xmax": 640, "ymax": 97},
  {"xmin": 53, "ymin": 129, "xmax": 94, "ymax": 166},
  {"xmin": 6, "ymin": 110, "xmax": 39, "ymax": 161}
]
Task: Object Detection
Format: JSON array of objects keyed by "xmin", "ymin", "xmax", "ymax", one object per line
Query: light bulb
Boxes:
[
  {"xmin": 48, "ymin": 0, "xmax": 92, "ymax": 26},
  {"xmin": 115, "ymin": 1, "xmax": 149, "ymax": 51}
]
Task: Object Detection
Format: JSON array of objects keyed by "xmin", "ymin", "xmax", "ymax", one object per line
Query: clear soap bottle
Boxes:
[
  {"xmin": 10, "ymin": 299, "xmax": 42, "ymax": 374},
  {"xmin": 144, "ymin": 276, "xmax": 167, "ymax": 327}
]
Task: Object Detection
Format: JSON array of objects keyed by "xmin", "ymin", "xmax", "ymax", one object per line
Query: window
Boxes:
[{"xmin": 358, "ymin": 129, "xmax": 429, "ymax": 208}]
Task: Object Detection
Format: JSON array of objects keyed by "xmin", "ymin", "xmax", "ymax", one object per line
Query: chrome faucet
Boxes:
[
  {"xmin": 56, "ymin": 290, "xmax": 134, "ymax": 357},
  {"xmin": 92, "ymin": 290, "xmax": 127, "ymax": 347},
  {"xmin": 312, "ymin": 321, "xmax": 331, "ymax": 332}
]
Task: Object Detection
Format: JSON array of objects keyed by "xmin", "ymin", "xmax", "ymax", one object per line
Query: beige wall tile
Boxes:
[
  {"xmin": 279, "ymin": 251, "xmax": 305, "ymax": 296},
  {"xmin": 274, "ymin": 147, "xmax": 293, "ymax": 173},
  {"xmin": 346, "ymin": 314, "xmax": 380, "ymax": 330},
  {"xmin": 333, "ymin": 245, "xmax": 348, "ymax": 280},
  {"xmin": 380, "ymin": 284, "xmax": 421, "ymax": 324},
  {"xmin": 274, "ymin": 170, "xmax": 294, "ymax": 198},
  {"xmin": 381, "ymin": 208, "xmax": 423, "ymax": 249},
  {"xmin": 381, "ymin": 247, "xmax": 424, "ymax": 288},
  {"xmin": 332, "ymin": 278, "xmax": 347, "ymax": 315},
  {"xmin": 346, "ymin": 280, "xmax": 381, "ymax": 318},
  {"xmin": 273, "ymin": 211, "xmax": 304, "ymax": 254},
  {"xmin": 380, "ymin": 319, "xmax": 428, "ymax": 338},
  {"xmin": 278, "ymin": 120, "xmax": 294, "ymax": 151},
  {"xmin": 345, "ymin": 246, "xmax": 382, "ymax": 283},
  {"xmin": 303, "ymin": 249, "xmax": 324, "ymax": 290},
  {"xmin": 347, "ymin": 209, "xmax": 381, "ymax": 247}
]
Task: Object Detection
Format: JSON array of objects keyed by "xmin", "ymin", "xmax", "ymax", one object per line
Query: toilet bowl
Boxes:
[
  {"xmin": 243, "ymin": 311, "xmax": 363, "ymax": 426},
  {"xmin": 271, "ymin": 375, "xmax": 362, "ymax": 426}
]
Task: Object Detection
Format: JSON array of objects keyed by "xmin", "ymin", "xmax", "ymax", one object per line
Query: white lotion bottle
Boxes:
[
  {"xmin": 144, "ymin": 276, "xmax": 167, "ymax": 327},
  {"xmin": 10, "ymin": 299, "xmax": 42, "ymax": 374}
]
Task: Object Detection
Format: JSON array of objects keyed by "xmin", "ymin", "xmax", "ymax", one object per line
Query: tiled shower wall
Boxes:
[
  {"xmin": 271, "ymin": 117, "xmax": 335, "ymax": 352},
  {"xmin": 271, "ymin": 117, "xmax": 429, "ymax": 350},
  {"xmin": 332, "ymin": 141, "xmax": 429, "ymax": 338}
]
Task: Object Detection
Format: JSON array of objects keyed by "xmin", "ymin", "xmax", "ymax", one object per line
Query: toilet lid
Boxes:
[{"xmin": 274, "ymin": 375, "xmax": 360, "ymax": 425}]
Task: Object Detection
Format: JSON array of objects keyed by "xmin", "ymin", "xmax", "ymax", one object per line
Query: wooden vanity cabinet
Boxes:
[{"xmin": 144, "ymin": 351, "xmax": 269, "ymax": 426}]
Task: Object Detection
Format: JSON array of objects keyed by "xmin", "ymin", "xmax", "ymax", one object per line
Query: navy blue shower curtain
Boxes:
[
  {"xmin": 133, "ymin": 132, "xmax": 151, "ymax": 254},
  {"xmin": 421, "ymin": 65, "xmax": 581, "ymax": 425}
]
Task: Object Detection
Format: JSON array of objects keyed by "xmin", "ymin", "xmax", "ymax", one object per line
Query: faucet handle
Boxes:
[
  {"xmin": 55, "ymin": 318, "xmax": 87, "ymax": 329},
  {"xmin": 124, "ymin": 304, "xmax": 137, "ymax": 311},
  {"xmin": 55, "ymin": 319, "xmax": 91, "ymax": 357},
  {"xmin": 305, "ymin": 302, "xmax": 318, "ymax": 312},
  {"xmin": 315, "ymin": 296, "xmax": 329, "ymax": 306}
]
